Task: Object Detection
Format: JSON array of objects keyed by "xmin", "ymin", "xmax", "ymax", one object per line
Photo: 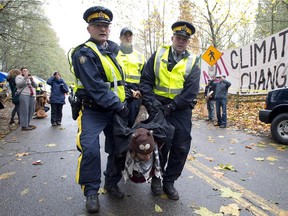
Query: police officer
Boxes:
[
  {"xmin": 140, "ymin": 21, "xmax": 200, "ymax": 200},
  {"xmin": 68, "ymin": 6, "xmax": 129, "ymax": 213},
  {"xmin": 117, "ymin": 27, "xmax": 146, "ymax": 127}
]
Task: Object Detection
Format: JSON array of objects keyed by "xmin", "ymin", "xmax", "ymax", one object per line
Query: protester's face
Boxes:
[
  {"xmin": 171, "ymin": 34, "xmax": 190, "ymax": 54},
  {"xmin": 54, "ymin": 73, "xmax": 61, "ymax": 79},
  {"xmin": 120, "ymin": 32, "xmax": 133, "ymax": 45},
  {"xmin": 21, "ymin": 68, "xmax": 29, "ymax": 77},
  {"xmin": 136, "ymin": 152, "xmax": 152, "ymax": 161},
  {"xmin": 88, "ymin": 22, "xmax": 111, "ymax": 44}
]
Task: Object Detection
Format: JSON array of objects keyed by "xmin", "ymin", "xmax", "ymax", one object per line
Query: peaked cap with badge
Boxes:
[
  {"xmin": 171, "ymin": 21, "xmax": 195, "ymax": 38},
  {"xmin": 130, "ymin": 128, "xmax": 155, "ymax": 155},
  {"xmin": 83, "ymin": 6, "xmax": 113, "ymax": 24}
]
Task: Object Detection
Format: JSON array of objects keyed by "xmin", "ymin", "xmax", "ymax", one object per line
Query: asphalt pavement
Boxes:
[{"xmin": 0, "ymin": 101, "xmax": 287, "ymax": 216}]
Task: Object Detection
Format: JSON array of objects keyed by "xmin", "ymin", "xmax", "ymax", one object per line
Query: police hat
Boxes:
[
  {"xmin": 120, "ymin": 27, "xmax": 133, "ymax": 37},
  {"xmin": 171, "ymin": 21, "xmax": 195, "ymax": 38},
  {"xmin": 83, "ymin": 6, "xmax": 113, "ymax": 24}
]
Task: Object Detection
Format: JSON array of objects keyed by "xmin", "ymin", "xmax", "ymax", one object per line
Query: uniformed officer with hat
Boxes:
[
  {"xmin": 139, "ymin": 21, "xmax": 200, "ymax": 200},
  {"xmin": 68, "ymin": 6, "xmax": 129, "ymax": 213}
]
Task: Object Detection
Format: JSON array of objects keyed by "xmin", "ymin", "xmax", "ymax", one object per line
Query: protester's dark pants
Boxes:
[
  {"xmin": 50, "ymin": 103, "xmax": 63, "ymax": 124},
  {"xmin": 76, "ymin": 108, "xmax": 122, "ymax": 197},
  {"xmin": 160, "ymin": 107, "xmax": 192, "ymax": 186},
  {"xmin": 215, "ymin": 98, "xmax": 227, "ymax": 126},
  {"xmin": 11, "ymin": 104, "xmax": 19, "ymax": 121}
]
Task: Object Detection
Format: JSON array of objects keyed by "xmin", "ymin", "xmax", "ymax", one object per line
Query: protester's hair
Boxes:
[
  {"xmin": 7, "ymin": 69, "xmax": 21, "ymax": 78},
  {"xmin": 20, "ymin": 67, "xmax": 28, "ymax": 71},
  {"xmin": 53, "ymin": 72, "xmax": 60, "ymax": 77}
]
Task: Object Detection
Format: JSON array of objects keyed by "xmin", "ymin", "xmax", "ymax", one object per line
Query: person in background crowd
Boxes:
[
  {"xmin": 7, "ymin": 68, "xmax": 21, "ymax": 124},
  {"xmin": 140, "ymin": 21, "xmax": 201, "ymax": 200},
  {"xmin": 68, "ymin": 6, "xmax": 129, "ymax": 213},
  {"xmin": 117, "ymin": 27, "xmax": 146, "ymax": 127},
  {"xmin": 46, "ymin": 72, "xmax": 69, "ymax": 126},
  {"xmin": 15, "ymin": 67, "xmax": 37, "ymax": 131},
  {"xmin": 213, "ymin": 75, "xmax": 231, "ymax": 128},
  {"xmin": 204, "ymin": 76, "xmax": 215, "ymax": 122}
]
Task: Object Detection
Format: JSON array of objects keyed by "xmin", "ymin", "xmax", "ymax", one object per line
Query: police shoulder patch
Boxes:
[{"xmin": 79, "ymin": 56, "xmax": 87, "ymax": 64}]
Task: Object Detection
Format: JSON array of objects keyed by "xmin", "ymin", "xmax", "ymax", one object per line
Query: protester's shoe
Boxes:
[
  {"xmin": 22, "ymin": 126, "xmax": 34, "ymax": 131},
  {"xmin": 56, "ymin": 121, "xmax": 61, "ymax": 125},
  {"xmin": 86, "ymin": 194, "xmax": 100, "ymax": 213},
  {"xmin": 219, "ymin": 125, "xmax": 226, "ymax": 128},
  {"xmin": 214, "ymin": 123, "xmax": 220, "ymax": 126},
  {"xmin": 163, "ymin": 184, "xmax": 179, "ymax": 200},
  {"xmin": 52, "ymin": 122, "xmax": 57, "ymax": 126},
  {"xmin": 29, "ymin": 125, "xmax": 37, "ymax": 129},
  {"xmin": 104, "ymin": 185, "xmax": 124, "ymax": 199},
  {"xmin": 151, "ymin": 176, "xmax": 162, "ymax": 196}
]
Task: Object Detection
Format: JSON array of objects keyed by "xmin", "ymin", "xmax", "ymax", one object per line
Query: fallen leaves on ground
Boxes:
[
  {"xmin": 215, "ymin": 163, "xmax": 237, "ymax": 171},
  {"xmin": 194, "ymin": 207, "xmax": 222, "ymax": 216},
  {"xmin": 219, "ymin": 187, "xmax": 242, "ymax": 199},
  {"xmin": 45, "ymin": 143, "xmax": 57, "ymax": 147},
  {"xmin": 220, "ymin": 203, "xmax": 241, "ymax": 216},
  {"xmin": 0, "ymin": 171, "xmax": 16, "ymax": 180},
  {"xmin": 192, "ymin": 95, "xmax": 270, "ymax": 137},
  {"xmin": 154, "ymin": 204, "xmax": 163, "ymax": 213}
]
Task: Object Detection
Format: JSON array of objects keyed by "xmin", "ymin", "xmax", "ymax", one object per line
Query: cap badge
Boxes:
[
  {"xmin": 181, "ymin": 25, "xmax": 187, "ymax": 32},
  {"xmin": 99, "ymin": 11, "xmax": 105, "ymax": 18}
]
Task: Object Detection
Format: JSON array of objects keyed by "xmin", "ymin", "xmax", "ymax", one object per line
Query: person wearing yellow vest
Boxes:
[
  {"xmin": 140, "ymin": 21, "xmax": 200, "ymax": 200},
  {"xmin": 118, "ymin": 27, "xmax": 145, "ymax": 127},
  {"xmin": 68, "ymin": 6, "xmax": 128, "ymax": 213}
]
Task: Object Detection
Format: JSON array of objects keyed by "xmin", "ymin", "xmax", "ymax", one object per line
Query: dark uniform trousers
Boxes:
[
  {"xmin": 160, "ymin": 107, "xmax": 192, "ymax": 185},
  {"xmin": 77, "ymin": 107, "xmax": 123, "ymax": 196}
]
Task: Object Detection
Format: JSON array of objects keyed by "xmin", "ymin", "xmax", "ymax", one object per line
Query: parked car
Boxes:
[{"xmin": 259, "ymin": 87, "xmax": 288, "ymax": 144}]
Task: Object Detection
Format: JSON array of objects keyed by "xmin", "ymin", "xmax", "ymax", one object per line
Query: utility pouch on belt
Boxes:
[{"xmin": 68, "ymin": 94, "xmax": 82, "ymax": 120}]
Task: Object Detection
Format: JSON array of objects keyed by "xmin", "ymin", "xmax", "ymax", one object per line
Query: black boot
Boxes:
[
  {"xmin": 86, "ymin": 194, "xmax": 100, "ymax": 213},
  {"xmin": 163, "ymin": 184, "xmax": 179, "ymax": 200},
  {"xmin": 104, "ymin": 185, "xmax": 124, "ymax": 199},
  {"xmin": 151, "ymin": 176, "xmax": 162, "ymax": 196}
]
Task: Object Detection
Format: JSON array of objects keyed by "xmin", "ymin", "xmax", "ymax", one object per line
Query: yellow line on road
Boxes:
[{"xmin": 185, "ymin": 161, "xmax": 288, "ymax": 216}]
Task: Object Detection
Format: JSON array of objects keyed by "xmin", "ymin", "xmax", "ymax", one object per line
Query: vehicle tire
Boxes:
[{"xmin": 271, "ymin": 113, "xmax": 288, "ymax": 145}]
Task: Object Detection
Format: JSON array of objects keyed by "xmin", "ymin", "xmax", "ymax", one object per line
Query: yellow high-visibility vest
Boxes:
[
  {"xmin": 153, "ymin": 46, "xmax": 197, "ymax": 99},
  {"xmin": 68, "ymin": 41, "xmax": 126, "ymax": 102},
  {"xmin": 117, "ymin": 50, "xmax": 145, "ymax": 84}
]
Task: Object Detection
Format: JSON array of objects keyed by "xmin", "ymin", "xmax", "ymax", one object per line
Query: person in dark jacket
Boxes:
[
  {"xmin": 46, "ymin": 72, "xmax": 69, "ymax": 126},
  {"xmin": 204, "ymin": 76, "xmax": 216, "ymax": 122},
  {"xmin": 68, "ymin": 6, "xmax": 129, "ymax": 213},
  {"xmin": 212, "ymin": 75, "xmax": 231, "ymax": 128},
  {"xmin": 7, "ymin": 68, "xmax": 21, "ymax": 124},
  {"xmin": 139, "ymin": 21, "xmax": 200, "ymax": 200}
]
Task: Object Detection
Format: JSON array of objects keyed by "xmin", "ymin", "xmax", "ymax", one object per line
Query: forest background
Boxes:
[{"xmin": 0, "ymin": 0, "xmax": 287, "ymax": 82}]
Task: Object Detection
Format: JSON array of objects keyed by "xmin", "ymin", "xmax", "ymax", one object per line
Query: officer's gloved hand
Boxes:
[
  {"xmin": 117, "ymin": 105, "xmax": 129, "ymax": 118},
  {"xmin": 162, "ymin": 103, "xmax": 176, "ymax": 117}
]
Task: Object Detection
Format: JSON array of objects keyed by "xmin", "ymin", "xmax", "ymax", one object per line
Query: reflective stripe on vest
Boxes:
[
  {"xmin": 153, "ymin": 46, "xmax": 197, "ymax": 99},
  {"xmin": 117, "ymin": 50, "xmax": 145, "ymax": 84}
]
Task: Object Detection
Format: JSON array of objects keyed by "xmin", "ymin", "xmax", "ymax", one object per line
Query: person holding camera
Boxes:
[
  {"xmin": 15, "ymin": 67, "xmax": 38, "ymax": 131},
  {"xmin": 47, "ymin": 72, "xmax": 69, "ymax": 126}
]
